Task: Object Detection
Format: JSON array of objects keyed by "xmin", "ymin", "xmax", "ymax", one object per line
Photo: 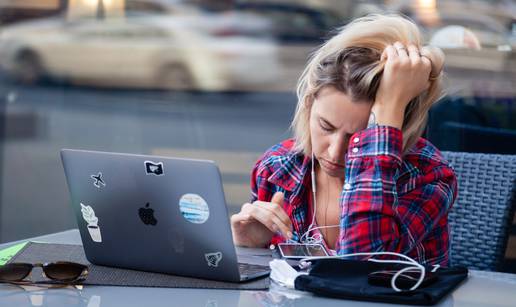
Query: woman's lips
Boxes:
[{"xmin": 320, "ymin": 159, "xmax": 345, "ymax": 171}]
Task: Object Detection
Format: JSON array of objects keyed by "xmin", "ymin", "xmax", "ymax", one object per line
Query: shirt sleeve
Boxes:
[
  {"xmin": 335, "ymin": 126, "xmax": 457, "ymax": 258},
  {"xmin": 250, "ymin": 156, "xmax": 273, "ymax": 203}
]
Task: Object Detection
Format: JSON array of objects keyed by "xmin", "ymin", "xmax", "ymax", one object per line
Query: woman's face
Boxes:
[{"xmin": 309, "ymin": 87, "xmax": 372, "ymax": 178}]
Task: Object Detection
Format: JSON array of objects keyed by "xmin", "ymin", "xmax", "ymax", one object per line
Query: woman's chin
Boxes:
[{"xmin": 321, "ymin": 165, "xmax": 345, "ymax": 178}]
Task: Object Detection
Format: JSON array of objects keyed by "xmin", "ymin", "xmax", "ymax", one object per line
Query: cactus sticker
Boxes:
[{"xmin": 81, "ymin": 203, "xmax": 102, "ymax": 243}]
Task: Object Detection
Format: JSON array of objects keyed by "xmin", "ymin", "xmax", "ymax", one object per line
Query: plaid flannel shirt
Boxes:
[{"xmin": 250, "ymin": 126, "xmax": 457, "ymax": 266}]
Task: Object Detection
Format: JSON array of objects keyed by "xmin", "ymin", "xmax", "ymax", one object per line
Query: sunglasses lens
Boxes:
[
  {"xmin": 0, "ymin": 263, "xmax": 32, "ymax": 281},
  {"xmin": 44, "ymin": 262, "xmax": 87, "ymax": 281}
]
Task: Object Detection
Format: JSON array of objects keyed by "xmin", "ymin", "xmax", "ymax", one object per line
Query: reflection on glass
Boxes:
[
  {"xmin": 430, "ymin": 25, "xmax": 481, "ymax": 50},
  {"xmin": 0, "ymin": 8, "xmax": 284, "ymax": 91},
  {"xmin": 68, "ymin": 0, "xmax": 125, "ymax": 19},
  {"xmin": 0, "ymin": 0, "xmax": 514, "ymax": 271}
]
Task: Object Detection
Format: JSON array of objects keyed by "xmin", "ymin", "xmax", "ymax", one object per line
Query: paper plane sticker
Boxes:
[{"xmin": 144, "ymin": 161, "xmax": 164, "ymax": 176}]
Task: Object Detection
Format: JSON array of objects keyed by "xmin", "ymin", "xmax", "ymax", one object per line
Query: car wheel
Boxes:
[
  {"xmin": 157, "ymin": 63, "xmax": 195, "ymax": 91},
  {"xmin": 13, "ymin": 50, "xmax": 43, "ymax": 83}
]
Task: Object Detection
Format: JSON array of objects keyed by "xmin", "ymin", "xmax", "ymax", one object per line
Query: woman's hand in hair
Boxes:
[
  {"xmin": 372, "ymin": 42, "xmax": 433, "ymax": 129},
  {"xmin": 230, "ymin": 192, "xmax": 293, "ymax": 247}
]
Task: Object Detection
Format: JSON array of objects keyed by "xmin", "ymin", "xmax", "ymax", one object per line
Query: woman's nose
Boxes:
[{"xmin": 328, "ymin": 135, "xmax": 348, "ymax": 162}]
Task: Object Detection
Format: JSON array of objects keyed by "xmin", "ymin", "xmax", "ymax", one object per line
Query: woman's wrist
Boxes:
[{"xmin": 370, "ymin": 102, "xmax": 405, "ymax": 130}]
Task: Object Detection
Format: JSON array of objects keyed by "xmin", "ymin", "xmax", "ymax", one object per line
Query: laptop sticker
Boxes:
[
  {"xmin": 29, "ymin": 293, "xmax": 43, "ymax": 306},
  {"xmin": 87, "ymin": 295, "xmax": 101, "ymax": 307},
  {"xmin": 144, "ymin": 161, "xmax": 164, "ymax": 176},
  {"xmin": 179, "ymin": 193, "xmax": 209, "ymax": 224},
  {"xmin": 81, "ymin": 203, "xmax": 102, "ymax": 243},
  {"xmin": 91, "ymin": 172, "xmax": 106, "ymax": 188},
  {"xmin": 205, "ymin": 252, "xmax": 222, "ymax": 268},
  {"xmin": 205, "ymin": 300, "xmax": 218, "ymax": 307},
  {"xmin": 138, "ymin": 202, "xmax": 158, "ymax": 225}
]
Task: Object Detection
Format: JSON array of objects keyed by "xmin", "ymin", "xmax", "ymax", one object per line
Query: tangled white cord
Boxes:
[{"xmin": 291, "ymin": 157, "xmax": 426, "ymax": 292}]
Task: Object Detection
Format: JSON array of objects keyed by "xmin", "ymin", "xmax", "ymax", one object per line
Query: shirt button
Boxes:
[
  {"xmin": 352, "ymin": 147, "xmax": 359, "ymax": 153},
  {"xmin": 353, "ymin": 137, "xmax": 360, "ymax": 143},
  {"xmin": 344, "ymin": 183, "xmax": 351, "ymax": 190}
]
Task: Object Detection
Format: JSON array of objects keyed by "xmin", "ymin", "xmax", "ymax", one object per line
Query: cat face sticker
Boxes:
[{"xmin": 205, "ymin": 252, "xmax": 222, "ymax": 268}]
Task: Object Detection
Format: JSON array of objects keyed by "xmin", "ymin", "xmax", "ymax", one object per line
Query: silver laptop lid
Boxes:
[{"xmin": 61, "ymin": 148, "xmax": 243, "ymax": 282}]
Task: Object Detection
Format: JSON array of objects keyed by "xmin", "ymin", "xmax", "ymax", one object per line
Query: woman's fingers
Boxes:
[
  {"xmin": 269, "ymin": 192, "xmax": 290, "ymax": 227},
  {"xmin": 421, "ymin": 46, "xmax": 444, "ymax": 79},
  {"xmin": 270, "ymin": 191, "xmax": 284, "ymax": 204},
  {"xmin": 230, "ymin": 210, "xmax": 252, "ymax": 224},
  {"xmin": 254, "ymin": 201, "xmax": 292, "ymax": 230},
  {"xmin": 393, "ymin": 41, "xmax": 409, "ymax": 61},
  {"xmin": 242, "ymin": 203, "xmax": 292, "ymax": 238},
  {"xmin": 382, "ymin": 44, "xmax": 397, "ymax": 61},
  {"xmin": 233, "ymin": 191, "xmax": 293, "ymax": 240},
  {"xmin": 407, "ymin": 44, "xmax": 421, "ymax": 65}
]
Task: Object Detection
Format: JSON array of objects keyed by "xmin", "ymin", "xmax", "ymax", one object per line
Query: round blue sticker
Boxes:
[{"xmin": 179, "ymin": 193, "xmax": 209, "ymax": 224}]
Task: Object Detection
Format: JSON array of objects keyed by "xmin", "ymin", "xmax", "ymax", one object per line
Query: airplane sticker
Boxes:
[{"xmin": 91, "ymin": 172, "xmax": 106, "ymax": 188}]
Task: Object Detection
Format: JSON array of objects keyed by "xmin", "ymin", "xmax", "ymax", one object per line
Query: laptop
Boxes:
[{"xmin": 60, "ymin": 148, "xmax": 270, "ymax": 282}]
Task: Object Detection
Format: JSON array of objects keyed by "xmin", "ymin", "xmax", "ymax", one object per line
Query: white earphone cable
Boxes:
[{"xmin": 299, "ymin": 153, "xmax": 339, "ymax": 244}]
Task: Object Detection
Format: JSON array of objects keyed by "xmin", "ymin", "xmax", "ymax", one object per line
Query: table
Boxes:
[{"xmin": 0, "ymin": 229, "xmax": 515, "ymax": 307}]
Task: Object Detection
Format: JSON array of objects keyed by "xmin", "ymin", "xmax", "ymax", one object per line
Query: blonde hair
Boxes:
[{"xmin": 291, "ymin": 14, "xmax": 444, "ymax": 155}]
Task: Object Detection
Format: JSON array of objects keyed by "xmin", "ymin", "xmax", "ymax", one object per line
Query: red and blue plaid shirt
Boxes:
[{"xmin": 250, "ymin": 126, "xmax": 457, "ymax": 266}]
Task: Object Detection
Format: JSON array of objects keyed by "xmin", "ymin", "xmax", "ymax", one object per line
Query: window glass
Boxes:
[{"xmin": 0, "ymin": 0, "xmax": 514, "ymax": 271}]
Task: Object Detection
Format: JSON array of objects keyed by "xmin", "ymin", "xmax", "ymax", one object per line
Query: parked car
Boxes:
[
  {"xmin": 221, "ymin": 2, "xmax": 347, "ymax": 90},
  {"xmin": 0, "ymin": 13, "xmax": 281, "ymax": 91}
]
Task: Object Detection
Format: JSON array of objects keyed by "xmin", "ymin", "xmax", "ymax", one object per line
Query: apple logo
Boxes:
[{"xmin": 138, "ymin": 202, "xmax": 157, "ymax": 225}]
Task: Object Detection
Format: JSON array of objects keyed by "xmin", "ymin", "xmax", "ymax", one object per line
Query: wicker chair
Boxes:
[{"xmin": 442, "ymin": 151, "xmax": 516, "ymax": 271}]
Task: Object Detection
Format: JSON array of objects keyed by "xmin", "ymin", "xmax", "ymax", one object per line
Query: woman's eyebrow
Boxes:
[
  {"xmin": 319, "ymin": 116, "xmax": 357, "ymax": 135},
  {"xmin": 319, "ymin": 116, "xmax": 337, "ymax": 129}
]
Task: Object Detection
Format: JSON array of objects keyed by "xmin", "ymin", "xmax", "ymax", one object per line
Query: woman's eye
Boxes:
[{"xmin": 320, "ymin": 124, "xmax": 332, "ymax": 132}]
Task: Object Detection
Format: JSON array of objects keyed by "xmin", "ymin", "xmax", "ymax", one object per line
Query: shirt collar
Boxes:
[{"xmin": 267, "ymin": 152, "xmax": 312, "ymax": 193}]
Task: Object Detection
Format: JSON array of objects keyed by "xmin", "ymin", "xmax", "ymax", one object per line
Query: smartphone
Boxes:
[
  {"xmin": 368, "ymin": 269, "xmax": 438, "ymax": 289},
  {"xmin": 277, "ymin": 243, "xmax": 329, "ymax": 259}
]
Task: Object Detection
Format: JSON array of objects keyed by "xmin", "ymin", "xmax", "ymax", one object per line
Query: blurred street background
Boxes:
[{"xmin": 0, "ymin": 0, "xmax": 515, "ymax": 271}]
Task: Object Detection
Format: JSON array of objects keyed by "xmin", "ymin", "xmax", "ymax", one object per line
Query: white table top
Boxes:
[{"xmin": 0, "ymin": 229, "xmax": 515, "ymax": 307}]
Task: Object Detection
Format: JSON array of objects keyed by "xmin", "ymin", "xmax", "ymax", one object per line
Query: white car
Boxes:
[{"xmin": 0, "ymin": 14, "xmax": 281, "ymax": 91}]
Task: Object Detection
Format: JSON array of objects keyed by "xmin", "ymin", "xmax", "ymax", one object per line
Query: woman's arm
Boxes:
[
  {"xmin": 335, "ymin": 126, "xmax": 457, "ymax": 258},
  {"xmin": 231, "ymin": 150, "xmax": 293, "ymax": 247},
  {"xmin": 371, "ymin": 42, "xmax": 440, "ymax": 129},
  {"xmin": 334, "ymin": 42, "xmax": 454, "ymax": 262}
]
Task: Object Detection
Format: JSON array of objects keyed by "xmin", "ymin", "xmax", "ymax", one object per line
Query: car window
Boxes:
[
  {"xmin": 235, "ymin": 8, "xmax": 324, "ymax": 42},
  {"xmin": 71, "ymin": 22, "xmax": 169, "ymax": 39},
  {"xmin": 125, "ymin": 0, "xmax": 168, "ymax": 15}
]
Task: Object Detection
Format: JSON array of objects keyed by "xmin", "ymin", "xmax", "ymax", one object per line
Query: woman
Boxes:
[{"xmin": 230, "ymin": 14, "xmax": 457, "ymax": 266}]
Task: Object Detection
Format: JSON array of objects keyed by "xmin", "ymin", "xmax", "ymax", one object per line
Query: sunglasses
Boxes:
[{"xmin": 0, "ymin": 262, "xmax": 88, "ymax": 284}]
